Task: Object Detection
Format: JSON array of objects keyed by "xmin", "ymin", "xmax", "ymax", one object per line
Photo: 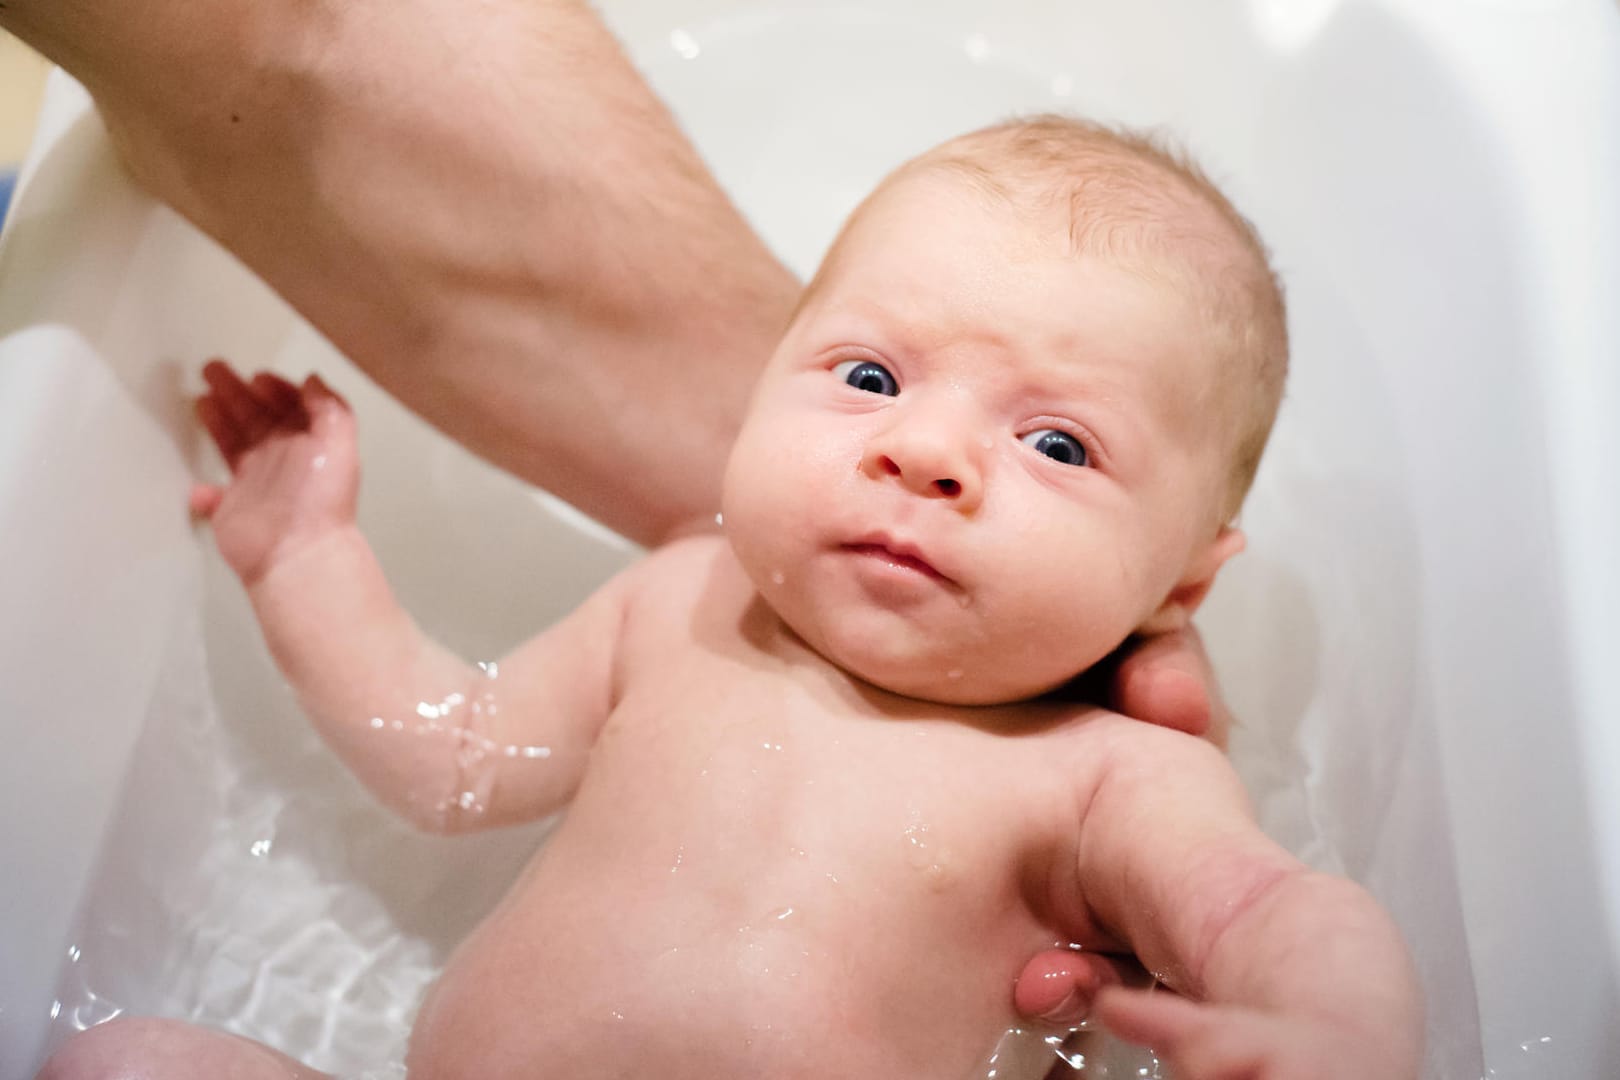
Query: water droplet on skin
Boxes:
[
  {"xmin": 312, "ymin": 454, "xmax": 328, "ymax": 471},
  {"xmin": 947, "ymin": 669, "xmax": 963, "ymax": 680},
  {"xmin": 904, "ymin": 821, "xmax": 954, "ymax": 889},
  {"xmin": 771, "ymin": 570, "xmax": 786, "ymax": 586},
  {"xmin": 670, "ymin": 847, "xmax": 684, "ymax": 873},
  {"xmin": 737, "ymin": 939, "xmax": 771, "ymax": 976},
  {"xmin": 903, "ymin": 822, "xmax": 933, "ymax": 869},
  {"xmin": 715, "ymin": 511, "xmax": 725, "ymax": 527}
]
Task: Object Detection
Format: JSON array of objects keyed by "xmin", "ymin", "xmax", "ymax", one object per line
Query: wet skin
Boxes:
[{"xmin": 407, "ymin": 539, "xmax": 1170, "ymax": 1079}]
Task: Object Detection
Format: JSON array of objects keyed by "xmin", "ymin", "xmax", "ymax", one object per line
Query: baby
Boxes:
[{"xmin": 66, "ymin": 116, "xmax": 1421, "ymax": 1079}]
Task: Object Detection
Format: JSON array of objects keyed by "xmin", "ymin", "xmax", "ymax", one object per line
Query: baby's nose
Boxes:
[{"xmin": 861, "ymin": 411, "xmax": 984, "ymax": 511}]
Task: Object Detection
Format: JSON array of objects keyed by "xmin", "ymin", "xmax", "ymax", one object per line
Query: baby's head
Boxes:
[{"xmin": 722, "ymin": 115, "xmax": 1288, "ymax": 705}]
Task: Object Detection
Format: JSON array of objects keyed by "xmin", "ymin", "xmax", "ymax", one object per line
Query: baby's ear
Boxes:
[{"xmin": 1136, "ymin": 526, "xmax": 1246, "ymax": 636}]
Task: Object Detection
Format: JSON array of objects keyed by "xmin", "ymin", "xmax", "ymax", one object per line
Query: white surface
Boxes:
[{"xmin": 1, "ymin": 2, "xmax": 1616, "ymax": 1077}]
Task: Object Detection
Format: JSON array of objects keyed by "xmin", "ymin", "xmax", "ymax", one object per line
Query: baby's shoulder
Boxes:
[
  {"xmin": 631, "ymin": 532, "xmax": 736, "ymax": 594},
  {"xmin": 618, "ymin": 532, "xmax": 754, "ymax": 630}
]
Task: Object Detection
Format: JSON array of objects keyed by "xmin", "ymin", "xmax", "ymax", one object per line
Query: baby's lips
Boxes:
[{"xmin": 841, "ymin": 529, "xmax": 961, "ymax": 586}]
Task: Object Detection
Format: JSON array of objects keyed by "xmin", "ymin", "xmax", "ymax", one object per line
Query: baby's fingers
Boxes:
[
  {"xmin": 203, "ymin": 360, "xmax": 270, "ymax": 432},
  {"xmin": 250, "ymin": 371, "xmax": 308, "ymax": 426},
  {"xmin": 301, "ymin": 372, "xmax": 348, "ymax": 408},
  {"xmin": 301, "ymin": 374, "xmax": 353, "ymax": 437},
  {"xmin": 195, "ymin": 393, "xmax": 246, "ymax": 468},
  {"xmin": 188, "ymin": 483, "xmax": 224, "ymax": 519}
]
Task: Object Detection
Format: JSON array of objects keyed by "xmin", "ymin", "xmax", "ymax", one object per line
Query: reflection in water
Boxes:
[{"xmin": 981, "ymin": 1025, "xmax": 1164, "ymax": 1079}]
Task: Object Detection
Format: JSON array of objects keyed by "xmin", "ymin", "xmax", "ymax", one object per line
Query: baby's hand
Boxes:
[
  {"xmin": 191, "ymin": 361, "xmax": 359, "ymax": 585},
  {"xmin": 1094, "ymin": 987, "xmax": 1415, "ymax": 1080}
]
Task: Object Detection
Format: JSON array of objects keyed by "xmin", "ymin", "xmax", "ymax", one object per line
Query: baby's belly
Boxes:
[
  {"xmin": 405, "ymin": 798, "xmax": 1043, "ymax": 1079},
  {"xmin": 402, "ymin": 667, "xmax": 1091, "ymax": 1079}
]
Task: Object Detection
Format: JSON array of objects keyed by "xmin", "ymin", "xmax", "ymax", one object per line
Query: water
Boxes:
[
  {"xmin": 43, "ymin": 614, "xmax": 551, "ymax": 1074},
  {"xmin": 980, "ymin": 1026, "xmax": 1166, "ymax": 1079}
]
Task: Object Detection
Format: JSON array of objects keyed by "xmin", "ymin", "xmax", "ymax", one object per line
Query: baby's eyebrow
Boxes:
[
  {"xmin": 1026, "ymin": 358, "xmax": 1134, "ymax": 414},
  {"xmin": 1029, "ymin": 368, "xmax": 1149, "ymax": 457},
  {"xmin": 809, "ymin": 307, "xmax": 907, "ymax": 358}
]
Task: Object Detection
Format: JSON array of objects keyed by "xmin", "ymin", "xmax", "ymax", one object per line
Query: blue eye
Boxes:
[
  {"xmin": 833, "ymin": 359, "xmax": 898, "ymax": 396},
  {"xmin": 1021, "ymin": 429, "xmax": 1089, "ymax": 467}
]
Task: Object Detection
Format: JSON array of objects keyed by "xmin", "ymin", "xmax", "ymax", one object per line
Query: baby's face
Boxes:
[{"xmin": 722, "ymin": 173, "xmax": 1239, "ymax": 704}]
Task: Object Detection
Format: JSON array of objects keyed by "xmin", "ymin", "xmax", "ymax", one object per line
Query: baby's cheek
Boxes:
[
  {"xmin": 1004, "ymin": 545, "xmax": 1138, "ymax": 674},
  {"xmin": 722, "ymin": 465, "xmax": 809, "ymax": 593}
]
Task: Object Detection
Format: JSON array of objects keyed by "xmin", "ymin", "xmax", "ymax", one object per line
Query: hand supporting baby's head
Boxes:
[{"xmin": 721, "ymin": 115, "xmax": 1288, "ymax": 705}]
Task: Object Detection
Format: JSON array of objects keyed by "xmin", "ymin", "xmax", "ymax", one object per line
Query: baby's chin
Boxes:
[{"xmin": 806, "ymin": 626, "xmax": 1087, "ymax": 708}]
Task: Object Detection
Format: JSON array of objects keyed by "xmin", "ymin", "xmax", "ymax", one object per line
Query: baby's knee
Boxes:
[{"xmin": 37, "ymin": 1018, "xmax": 212, "ymax": 1080}]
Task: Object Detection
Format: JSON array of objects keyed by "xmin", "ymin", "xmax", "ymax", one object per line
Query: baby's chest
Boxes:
[{"xmin": 575, "ymin": 662, "xmax": 1082, "ymax": 931}]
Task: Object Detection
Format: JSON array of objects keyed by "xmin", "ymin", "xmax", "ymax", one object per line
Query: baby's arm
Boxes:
[
  {"xmin": 1074, "ymin": 724, "xmax": 1423, "ymax": 1078},
  {"xmin": 193, "ymin": 362, "xmax": 625, "ymax": 833}
]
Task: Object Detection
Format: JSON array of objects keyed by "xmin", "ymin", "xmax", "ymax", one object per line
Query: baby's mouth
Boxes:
[{"xmin": 841, "ymin": 539, "xmax": 953, "ymax": 585}]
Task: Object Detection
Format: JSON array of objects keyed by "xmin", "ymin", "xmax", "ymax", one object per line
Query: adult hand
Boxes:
[
  {"xmin": 1012, "ymin": 623, "xmax": 1234, "ymax": 1037},
  {"xmin": 1106, "ymin": 625, "xmax": 1233, "ymax": 749}
]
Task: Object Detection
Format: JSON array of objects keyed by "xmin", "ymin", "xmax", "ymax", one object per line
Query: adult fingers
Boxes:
[
  {"xmin": 1094, "ymin": 986, "xmax": 1208, "ymax": 1049},
  {"xmin": 1108, "ymin": 626, "xmax": 1234, "ymax": 747},
  {"xmin": 1095, "ymin": 987, "xmax": 1266, "ymax": 1079}
]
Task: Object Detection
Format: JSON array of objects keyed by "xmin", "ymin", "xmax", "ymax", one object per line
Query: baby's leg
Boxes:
[{"xmin": 37, "ymin": 1018, "xmax": 333, "ymax": 1080}]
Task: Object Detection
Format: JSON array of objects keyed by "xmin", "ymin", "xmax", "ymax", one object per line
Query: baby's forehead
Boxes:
[{"xmin": 918, "ymin": 130, "xmax": 1227, "ymax": 229}]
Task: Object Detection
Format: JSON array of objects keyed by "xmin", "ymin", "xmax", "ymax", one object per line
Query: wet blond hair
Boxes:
[{"xmin": 801, "ymin": 114, "xmax": 1289, "ymax": 525}]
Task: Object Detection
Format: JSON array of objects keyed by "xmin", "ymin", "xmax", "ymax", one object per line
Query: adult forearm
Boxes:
[{"xmin": 3, "ymin": 0, "xmax": 801, "ymax": 545}]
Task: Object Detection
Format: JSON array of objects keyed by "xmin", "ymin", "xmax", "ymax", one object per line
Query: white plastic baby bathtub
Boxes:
[{"xmin": 2, "ymin": 1, "xmax": 1617, "ymax": 1077}]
